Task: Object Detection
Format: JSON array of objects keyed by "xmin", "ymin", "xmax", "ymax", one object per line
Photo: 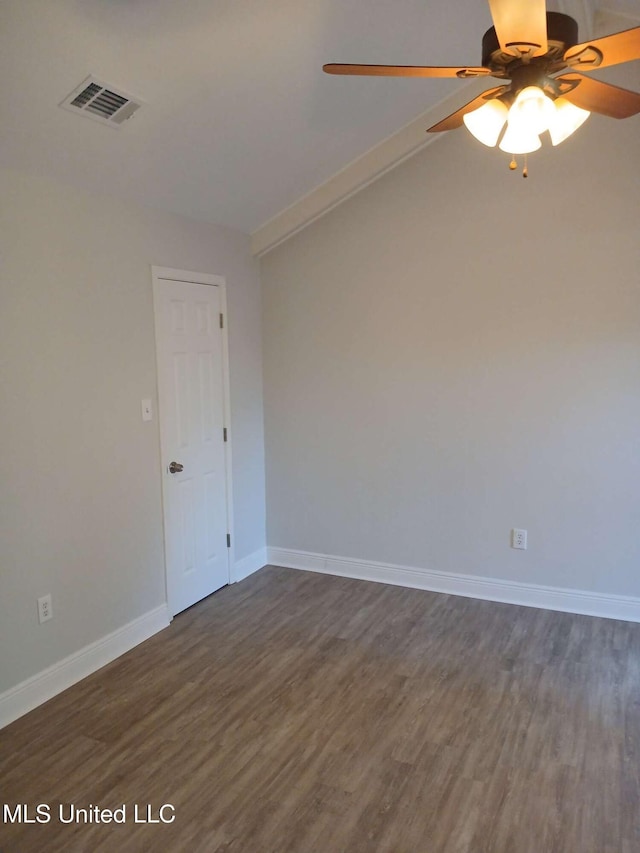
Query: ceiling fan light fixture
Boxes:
[
  {"xmin": 548, "ymin": 97, "xmax": 590, "ymax": 145},
  {"xmin": 498, "ymin": 122, "xmax": 541, "ymax": 154},
  {"xmin": 324, "ymin": 3, "xmax": 640, "ymax": 172},
  {"xmin": 463, "ymin": 98, "xmax": 508, "ymax": 146},
  {"xmin": 507, "ymin": 85, "xmax": 556, "ymax": 136}
]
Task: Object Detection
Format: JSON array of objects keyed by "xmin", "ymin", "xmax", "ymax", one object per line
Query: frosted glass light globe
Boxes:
[
  {"xmin": 548, "ymin": 97, "xmax": 590, "ymax": 145},
  {"xmin": 508, "ymin": 86, "xmax": 556, "ymax": 136},
  {"xmin": 463, "ymin": 99, "xmax": 509, "ymax": 147}
]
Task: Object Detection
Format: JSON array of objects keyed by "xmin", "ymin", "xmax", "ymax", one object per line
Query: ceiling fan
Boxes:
[{"xmin": 324, "ymin": 0, "xmax": 640, "ymax": 174}]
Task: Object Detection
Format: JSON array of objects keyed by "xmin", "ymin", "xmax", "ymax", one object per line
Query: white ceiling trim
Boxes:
[{"xmin": 251, "ymin": 78, "xmax": 489, "ymax": 257}]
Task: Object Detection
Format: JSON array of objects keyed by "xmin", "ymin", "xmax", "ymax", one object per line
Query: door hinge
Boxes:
[
  {"xmin": 219, "ymin": 313, "xmax": 224, "ymax": 329},
  {"xmin": 223, "ymin": 427, "xmax": 228, "ymax": 442},
  {"xmin": 226, "ymin": 533, "xmax": 231, "ymax": 548}
]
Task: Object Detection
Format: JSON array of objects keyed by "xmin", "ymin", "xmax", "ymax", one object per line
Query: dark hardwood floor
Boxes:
[{"xmin": 1, "ymin": 565, "xmax": 639, "ymax": 852}]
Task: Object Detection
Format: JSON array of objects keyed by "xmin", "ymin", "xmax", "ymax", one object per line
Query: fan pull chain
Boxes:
[{"xmin": 507, "ymin": 155, "xmax": 529, "ymax": 177}]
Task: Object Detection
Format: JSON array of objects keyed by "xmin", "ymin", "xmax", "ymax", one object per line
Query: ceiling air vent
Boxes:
[{"xmin": 60, "ymin": 76, "xmax": 143, "ymax": 127}]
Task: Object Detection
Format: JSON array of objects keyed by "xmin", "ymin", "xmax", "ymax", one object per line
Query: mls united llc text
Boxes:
[{"xmin": 3, "ymin": 803, "xmax": 176, "ymax": 824}]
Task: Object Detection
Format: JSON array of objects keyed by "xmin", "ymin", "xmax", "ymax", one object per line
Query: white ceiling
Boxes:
[{"xmin": 1, "ymin": 0, "xmax": 638, "ymax": 236}]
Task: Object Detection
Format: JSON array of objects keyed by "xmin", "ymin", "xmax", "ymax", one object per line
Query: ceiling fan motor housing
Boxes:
[{"xmin": 481, "ymin": 11, "xmax": 579, "ymax": 70}]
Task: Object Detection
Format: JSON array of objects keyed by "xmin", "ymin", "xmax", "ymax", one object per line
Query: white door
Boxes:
[{"xmin": 153, "ymin": 269, "xmax": 231, "ymax": 616}]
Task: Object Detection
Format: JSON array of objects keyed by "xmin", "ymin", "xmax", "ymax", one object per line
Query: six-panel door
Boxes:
[{"xmin": 155, "ymin": 278, "xmax": 229, "ymax": 615}]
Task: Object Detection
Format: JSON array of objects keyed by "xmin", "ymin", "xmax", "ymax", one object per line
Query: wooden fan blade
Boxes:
[
  {"xmin": 427, "ymin": 86, "xmax": 509, "ymax": 132},
  {"xmin": 564, "ymin": 26, "xmax": 640, "ymax": 70},
  {"xmin": 322, "ymin": 63, "xmax": 491, "ymax": 79},
  {"xmin": 487, "ymin": 0, "xmax": 548, "ymax": 57},
  {"xmin": 557, "ymin": 74, "xmax": 640, "ymax": 118}
]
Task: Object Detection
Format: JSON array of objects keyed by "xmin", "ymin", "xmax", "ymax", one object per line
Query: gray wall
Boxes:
[
  {"xmin": 0, "ymin": 167, "xmax": 266, "ymax": 693},
  {"xmin": 262, "ymin": 114, "xmax": 640, "ymax": 597}
]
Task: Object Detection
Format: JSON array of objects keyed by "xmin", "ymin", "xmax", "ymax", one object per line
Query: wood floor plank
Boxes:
[{"xmin": 2, "ymin": 565, "xmax": 640, "ymax": 852}]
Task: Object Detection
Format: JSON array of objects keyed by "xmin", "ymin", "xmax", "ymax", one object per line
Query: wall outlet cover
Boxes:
[
  {"xmin": 37, "ymin": 594, "xmax": 53, "ymax": 624},
  {"xmin": 511, "ymin": 528, "xmax": 527, "ymax": 550}
]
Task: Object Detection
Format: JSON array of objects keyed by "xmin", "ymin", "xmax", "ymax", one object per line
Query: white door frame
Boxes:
[{"xmin": 151, "ymin": 265, "xmax": 235, "ymax": 616}]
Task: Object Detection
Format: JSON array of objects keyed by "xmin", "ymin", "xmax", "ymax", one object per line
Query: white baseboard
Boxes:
[
  {"xmin": 234, "ymin": 547, "xmax": 268, "ymax": 583},
  {"xmin": 267, "ymin": 547, "xmax": 640, "ymax": 624},
  {"xmin": 0, "ymin": 604, "xmax": 170, "ymax": 730}
]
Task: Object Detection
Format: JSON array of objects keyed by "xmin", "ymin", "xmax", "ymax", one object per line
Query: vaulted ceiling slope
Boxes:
[{"xmin": 1, "ymin": 0, "xmax": 638, "ymax": 248}]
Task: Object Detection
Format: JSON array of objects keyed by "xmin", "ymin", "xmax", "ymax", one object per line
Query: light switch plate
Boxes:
[{"xmin": 141, "ymin": 399, "xmax": 153, "ymax": 422}]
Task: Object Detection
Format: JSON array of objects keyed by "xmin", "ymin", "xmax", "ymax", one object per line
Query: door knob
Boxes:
[{"xmin": 168, "ymin": 461, "xmax": 184, "ymax": 474}]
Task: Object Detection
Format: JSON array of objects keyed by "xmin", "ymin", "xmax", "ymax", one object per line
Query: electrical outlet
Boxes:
[
  {"xmin": 511, "ymin": 528, "xmax": 527, "ymax": 550},
  {"xmin": 37, "ymin": 594, "xmax": 53, "ymax": 624}
]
